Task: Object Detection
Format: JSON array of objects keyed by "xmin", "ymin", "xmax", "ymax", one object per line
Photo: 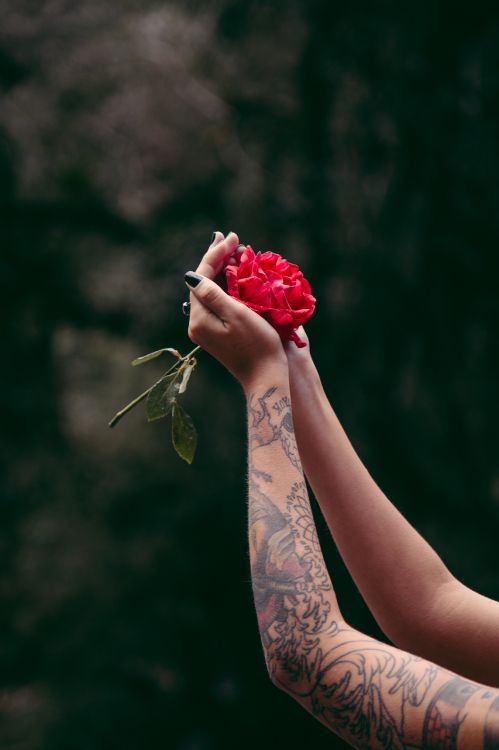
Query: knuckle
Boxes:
[
  {"xmin": 230, "ymin": 307, "xmax": 246, "ymax": 328},
  {"xmin": 187, "ymin": 321, "xmax": 201, "ymax": 343},
  {"xmin": 202, "ymin": 285, "xmax": 219, "ymax": 306},
  {"xmin": 232, "ymin": 304, "xmax": 245, "ymax": 322},
  {"xmin": 198, "ymin": 250, "xmax": 211, "ymax": 268}
]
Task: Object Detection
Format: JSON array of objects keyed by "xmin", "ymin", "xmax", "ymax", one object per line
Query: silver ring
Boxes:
[{"xmin": 182, "ymin": 301, "xmax": 191, "ymax": 317}]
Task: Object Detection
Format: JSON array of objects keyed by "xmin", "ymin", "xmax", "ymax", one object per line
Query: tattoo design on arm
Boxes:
[
  {"xmin": 485, "ymin": 695, "xmax": 499, "ymax": 749},
  {"xmin": 422, "ymin": 677, "xmax": 499, "ymax": 750},
  {"xmin": 249, "ymin": 477, "xmax": 336, "ymax": 684},
  {"xmin": 248, "ymin": 387, "xmax": 301, "ymax": 472},
  {"xmin": 247, "ymin": 385, "xmax": 499, "ymax": 749},
  {"xmin": 248, "ymin": 387, "xmax": 337, "ymax": 684},
  {"xmin": 422, "ymin": 677, "xmax": 479, "ymax": 748}
]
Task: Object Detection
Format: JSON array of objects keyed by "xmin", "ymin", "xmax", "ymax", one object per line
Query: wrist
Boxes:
[
  {"xmin": 241, "ymin": 357, "xmax": 289, "ymax": 396},
  {"xmin": 288, "ymin": 349, "xmax": 320, "ymax": 385}
]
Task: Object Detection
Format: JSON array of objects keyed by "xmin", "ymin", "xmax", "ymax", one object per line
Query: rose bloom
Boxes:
[{"xmin": 224, "ymin": 245, "xmax": 316, "ymax": 347}]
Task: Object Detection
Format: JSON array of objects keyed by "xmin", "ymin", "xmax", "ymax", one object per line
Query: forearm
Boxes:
[
  {"xmin": 244, "ymin": 366, "xmax": 499, "ymax": 748},
  {"xmin": 187, "ymin": 235, "xmax": 499, "ymax": 743},
  {"xmin": 244, "ymin": 366, "xmax": 345, "ymax": 685},
  {"xmin": 287, "ymin": 356, "xmax": 458, "ymax": 653}
]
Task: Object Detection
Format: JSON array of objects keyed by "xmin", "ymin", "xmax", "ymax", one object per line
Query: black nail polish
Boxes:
[
  {"xmin": 211, "ymin": 232, "xmax": 216, "ymax": 243},
  {"xmin": 184, "ymin": 271, "xmax": 203, "ymax": 288}
]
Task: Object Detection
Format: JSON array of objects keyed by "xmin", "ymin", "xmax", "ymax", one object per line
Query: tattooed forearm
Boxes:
[
  {"xmin": 286, "ymin": 480, "xmax": 321, "ymax": 556},
  {"xmin": 272, "ymin": 395, "xmax": 291, "ymax": 416},
  {"xmin": 247, "ymin": 383, "xmax": 499, "ymax": 750},
  {"xmin": 247, "ymin": 387, "xmax": 301, "ymax": 472},
  {"xmin": 248, "ymin": 385, "xmax": 338, "ymax": 679}
]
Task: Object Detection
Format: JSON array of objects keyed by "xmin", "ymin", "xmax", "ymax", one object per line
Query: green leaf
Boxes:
[
  {"xmin": 132, "ymin": 348, "xmax": 181, "ymax": 366},
  {"xmin": 171, "ymin": 403, "xmax": 197, "ymax": 464},
  {"xmin": 178, "ymin": 359, "xmax": 196, "ymax": 395},
  {"xmin": 146, "ymin": 371, "xmax": 181, "ymax": 422}
]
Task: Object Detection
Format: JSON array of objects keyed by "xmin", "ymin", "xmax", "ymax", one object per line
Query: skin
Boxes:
[
  {"xmin": 284, "ymin": 329, "xmax": 499, "ymax": 688},
  {"xmin": 185, "ymin": 233, "xmax": 499, "ymax": 748}
]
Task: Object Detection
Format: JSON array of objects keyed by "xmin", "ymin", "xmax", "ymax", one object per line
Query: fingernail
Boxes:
[
  {"xmin": 237, "ymin": 244, "xmax": 246, "ymax": 250},
  {"xmin": 184, "ymin": 271, "xmax": 203, "ymax": 288}
]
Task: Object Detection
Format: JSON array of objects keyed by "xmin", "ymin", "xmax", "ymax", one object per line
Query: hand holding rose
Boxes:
[
  {"xmin": 185, "ymin": 234, "xmax": 287, "ymax": 391},
  {"xmin": 109, "ymin": 230, "xmax": 316, "ymax": 460}
]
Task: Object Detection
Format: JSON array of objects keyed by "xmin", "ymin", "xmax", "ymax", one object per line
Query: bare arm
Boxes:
[
  {"xmin": 285, "ymin": 331, "xmax": 499, "ymax": 686},
  {"xmin": 185, "ymin": 235, "xmax": 499, "ymax": 746},
  {"xmin": 244, "ymin": 370, "xmax": 499, "ymax": 749}
]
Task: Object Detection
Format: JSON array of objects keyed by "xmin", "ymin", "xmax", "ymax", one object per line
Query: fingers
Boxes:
[
  {"xmin": 185, "ymin": 273, "xmax": 242, "ymax": 323},
  {"xmin": 196, "ymin": 231, "xmax": 239, "ymax": 279},
  {"xmin": 185, "ymin": 231, "xmax": 244, "ymax": 345},
  {"xmin": 211, "ymin": 231, "xmax": 224, "ymax": 246}
]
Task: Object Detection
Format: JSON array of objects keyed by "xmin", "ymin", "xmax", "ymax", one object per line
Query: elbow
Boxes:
[
  {"xmin": 264, "ymin": 651, "xmax": 322, "ymax": 698},
  {"xmin": 263, "ymin": 654, "xmax": 287, "ymax": 691},
  {"xmin": 380, "ymin": 578, "xmax": 465, "ymax": 655},
  {"xmin": 262, "ymin": 620, "xmax": 355, "ymax": 694},
  {"xmin": 262, "ymin": 652, "xmax": 300, "ymax": 694},
  {"xmin": 376, "ymin": 601, "xmax": 429, "ymax": 650}
]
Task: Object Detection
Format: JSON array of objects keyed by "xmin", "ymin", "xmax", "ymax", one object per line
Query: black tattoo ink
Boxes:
[
  {"xmin": 484, "ymin": 694, "xmax": 499, "ymax": 749},
  {"xmin": 247, "ymin": 389, "xmax": 301, "ymax": 471},
  {"xmin": 247, "ymin": 385, "xmax": 498, "ymax": 750},
  {"xmin": 248, "ymin": 387, "xmax": 336, "ymax": 681},
  {"xmin": 286, "ymin": 480, "xmax": 321, "ymax": 557},
  {"xmin": 422, "ymin": 677, "xmax": 480, "ymax": 749},
  {"xmin": 272, "ymin": 395, "xmax": 291, "ymax": 416}
]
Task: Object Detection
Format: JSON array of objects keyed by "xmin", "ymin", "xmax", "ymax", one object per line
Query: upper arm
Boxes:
[
  {"xmin": 404, "ymin": 579, "xmax": 499, "ymax": 688},
  {"xmin": 275, "ymin": 625, "xmax": 499, "ymax": 750}
]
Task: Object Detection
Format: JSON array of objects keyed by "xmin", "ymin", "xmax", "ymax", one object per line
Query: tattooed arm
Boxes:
[
  {"xmin": 184, "ymin": 237, "xmax": 499, "ymax": 749},
  {"xmin": 285, "ymin": 329, "xmax": 499, "ymax": 687},
  {"xmin": 245, "ymin": 375, "xmax": 499, "ymax": 750}
]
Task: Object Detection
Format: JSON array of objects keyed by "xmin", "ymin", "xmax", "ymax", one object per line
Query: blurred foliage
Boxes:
[{"xmin": 2, "ymin": 1, "xmax": 499, "ymax": 748}]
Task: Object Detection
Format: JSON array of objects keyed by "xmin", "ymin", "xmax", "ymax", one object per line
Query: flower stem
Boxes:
[
  {"xmin": 108, "ymin": 385, "xmax": 157, "ymax": 428},
  {"xmin": 180, "ymin": 345, "xmax": 201, "ymax": 366},
  {"xmin": 108, "ymin": 345, "xmax": 201, "ymax": 428}
]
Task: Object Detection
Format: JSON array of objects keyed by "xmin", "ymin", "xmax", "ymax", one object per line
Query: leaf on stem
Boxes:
[
  {"xmin": 132, "ymin": 348, "xmax": 182, "ymax": 366},
  {"xmin": 172, "ymin": 403, "xmax": 197, "ymax": 464},
  {"xmin": 146, "ymin": 371, "xmax": 181, "ymax": 422},
  {"xmin": 178, "ymin": 358, "xmax": 196, "ymax": 395}
]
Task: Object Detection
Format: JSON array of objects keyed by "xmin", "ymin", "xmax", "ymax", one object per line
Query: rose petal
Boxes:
[
  {"xmin": 239, "ymin": 276, "xmax": 272, "ymax": 306},
  {"xmin": 224, "ymin": 244, "xmax": 315, "ymax": 343},
  {"xmin": 289, "ymin": 329, "xmax": 307, "ymax": 348}
]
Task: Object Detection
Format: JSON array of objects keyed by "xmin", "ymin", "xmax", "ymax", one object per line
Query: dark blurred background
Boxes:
[{"xmin": 2, "ymin": 1, "xmax": 499, "ymax": 748}]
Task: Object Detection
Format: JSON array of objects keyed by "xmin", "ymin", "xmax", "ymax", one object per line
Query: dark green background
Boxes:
[{"xmin": 2, "ymin": 2, "xmax": 499, "ymax": 748}]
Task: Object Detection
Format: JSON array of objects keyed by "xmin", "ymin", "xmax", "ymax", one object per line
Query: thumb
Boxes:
[{"xmin": 184, "ymin": 272, "xmax": 239, "ymax": 320}]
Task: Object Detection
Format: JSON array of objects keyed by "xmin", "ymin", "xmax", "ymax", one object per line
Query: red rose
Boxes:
[{"xmin": 224, "ymin": 245, "xmax": 315, "ymax": 348}]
